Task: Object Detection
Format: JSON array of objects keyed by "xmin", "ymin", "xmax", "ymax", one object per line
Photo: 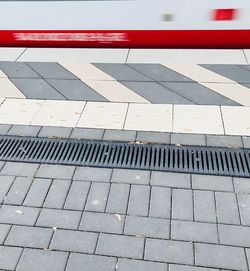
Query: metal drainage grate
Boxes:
[{"xmin": 0, "ymin": 135, "xmax": 249, "ymax": 177}]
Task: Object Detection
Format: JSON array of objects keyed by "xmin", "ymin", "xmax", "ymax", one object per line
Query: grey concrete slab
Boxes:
[
  {"xmin": 74, "ymin": 166, "xmax": 112, "ymax": 182},
  {"xmin": 242, "ymin": 136, "xmax": 250, "ymax": 148},
  {"xmin": 47, "ymin": 79, "xmax": 107, "ymax": 101},
  {"xmin": 11, "ymin": 78, "xmax": 66, "ymax": 99},
  {"xmin": 0, "ymin": 224, "xmax": 11, "ymax": 244},
  {"xmin": 117, "ymin": 259, "xmax": 167, "ymax": 271},
  {"xmin": 237, "ymin": 193, "xmax": 250, "ymax": 226},
  {"xmin": 1, "ymin": 162, "xmax": 39, "ymax": 176},
  {"xmin": 161, "ymin": 82, "xmax": 239, "ymax": 106},
  {"xmin": 202, "ymin": 64, "xmax": 250, "ymax": 84},
  {"xmin": 0, "ymin": 124, "xmax": 11, "ymax": 135},
  {"xmin": 112, "ymin": 168, "xmax": 150, "ymax": 185},
  {"xmin": 36, "ymin": 164, "xmax": 75, "ymax": 179},
  {"xmin": 0, "ymin": 176, "xmax": 15, "ymax": 203},
  {"xmin": 70, "ymin": 128, "xmax": 104, "ymax": 140},
  {"xmin": 136, "ymin": 131, "xmax": 170, "ymax": 144},
  {"xmin": 0, "ymin": 62, "xmax": 40, "ymax": 78},
  {"xmin": 206, "ymin": 135, "xmax": 243, "ymax": 148},
  {"xmin": 103, "ymin": 130, "xmax": 136, "ymax": 142},
  {"xmin": 128, "ymin": 64, "xmax": 194, "ymax": 82},
  {"xmin": 121, "ymin": 81, "xmax": 193, "ymax": 104},
  {"xmin": 94, "ymin": 63, "xmax": 153, "ymax": 81},
  {"xmin": 171, "ymin": 133, "xmax": 206, "ymax": 146},
  {"xmin": 0, "ymin": 246, "xmax": 23, "ymax": 270},
  {"xmin": 234, "ymin": 177, "xmax": 250, "ymax": 193},
  {"xmin": 38, "ymin": 126, "xmax": 72, "ymax": 138},
  {"xmin": 27, "ymin": 62, "xmax": 78, "ymax": 79},
  {"xmin": 7, "ymin": 125, "xmax": 41, "ymax": 137},
  {"xmin": 172, "ymin": 189, "xmax": 193, "ymax": 221},
  {"xmin": 238, "ymin": 65, "xmax": 250, "ymax": 72}
]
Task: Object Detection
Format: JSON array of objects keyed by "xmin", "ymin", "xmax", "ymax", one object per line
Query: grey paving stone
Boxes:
[
  {"xmin": 36, "ymin": 164, "xmax": 75, "ymax": 179},
  {"xmin": 169, "ymin": 264, "xmax": 219, "ymax": 271},
  {"xmin": 0, "ymin": 245, "xmax": 22, "ymax": 270},
  {"xmin": 145, "ymin": 239, "xmax": 193, "ymax": 264},
  {"xmin": 1, "ymin": 162, "xmax": 39, "ymax": 176},
  {"xmin": 124, "ymin": 216, "xmax": 169, "ymax": 239},
  {"xmin": 0, "ymin": 176, "xmax": 15, "ymax": 203},
  {"xmin": 48, "ymin": 79, "xmax": 107, "ymax": 101},
  {"xmin": 94, "ymin": 63, "xmax": 153, "ymax": 81},
  {"xmin": 151, "ymin": 171, "xmax": 191, "ymax": 188},
  {"xmin": 117, "ymin": 258, "xmax": 167, "ymax": 271},
  {"xmin": 27, "ymin": 62, "xmax": 78, "ymax": 79},
  {"xmin": 5, "ymin": 225, "xmax": 53, "ymax": 249},
  {"xmin": 215, "ymin": 192, "xmax": 240, "ymax": 225},
  {"xmin": 38, "ymin": 126, "xmax": 72, "ymax": 138},
  {"xmin": 80, "ymin": 212, "xmax": 124, "ymax": 234},
  {"xmin": 112, "ymin": 169, "xmax": 150, "ymax": 185},
  {"xmin": 206, "ymin": 135, "xmax": 243, "ymax": 148},
  {"xmin": 127, "ymin": 185, "xmax": 150, "ymax": 216},
  {"xmin": 202, "ymin": 64, "xmax": 250, "ymax": 84},
  {"xmin": 64, "ymin": 181, "xmax": 90, "ymax": 210},
  {"xmin": 7, "ymin": 125, "xmax": 41, "ymax": 137},
  {"xmin": 128, "ymin": 64, "xmax": 193, "ymax": 82},
  {"xmin": 0, "ymin": 62, "xmax": 40, "ymax": 78},
  {"xmin": 121, "ymin": 81, "xmax": 193, "ymax": 104},
  {"xmin": 242, "ymin": 136, "xmax": 250, "ymax": 148},
  {"xmin": 192, "ymin": 175, "xmax": 234, "ymax": 192},
  {"xmin": 162, "ymin": 82, "xmax": 239, "ymax": 106},
  {"xmin": 136, "ymin": 131, "xmax": 170, "ymax": 144},
  {"xmin": 149, "ymin": 186, "xmax": 171, "ymax": 218},
  {"xmin": 194, "ymin": 190, "xmax": 216, "ymax": 223},
  {"xmin": 171, "ymin": 220, "xmax": 218, "ymax": 243},
  {"xmin": 195, "ymin": 243, "xmax": 248, "ymax": 270},
  {"xmin": 11, "ymin": 78, "xmax": 66, "ymax": 99},
  {"xmin": 23, "ymin": 178, "xmax": 52, "ymax": 207},
  {"xmin": 4, "ymin": 176, "xmax": 33, "ymax": 205},
  {"xmin": 238, "ymin": 193, "xmax": 250, "ymax": 226},
  {"xmin": 0, "ymin": 205, "xmax": 40, "ymax": 226},
  {"xmin": 246, "ymin": 249, "xmax": 250, "ymax": 268},
  {"xmin": 0, "ymin": 224, "xmax": 11, "ymax": 244},
  {"xmin": 219, "ymin": 224, "xmax": 250, "ymax": 247},
  {"xmin": 70, "ymin": 128, "xmax": 104, "ymax": 140},
  {"xmin": 238, "ymin": 65, "xmax": 250, "ymax": 72},
  {"xmin": 106, "ymin": 183, "xmax": 130, "ymax": 214},
  {"xmin": 172, "ymin": 189, "xmax": 193, "ymax": 221},
  {"xmin": 66, "ymin": 253, "xmax": 117, "ymax": 271},
  {"xmin": 0, "ymin": 124, "xmax": 11, "ymax": 135},
  {"xmin": 17, "ymin": 248, "xmax": 68, "ymax": 271},
  {"xmin": 50, "ymin": 229, "xmax": 98, "ymax": 253},
  {"xmin": 96, "ymin": 233, "xmax": 144, "ymax": 259},
  {"xmin": 74, "ymin": 166, "xmax": 112, "ymax": 182},
  {"xmin": 85, "ymin": 182, "xmax": 110, "ymax": 212},
  {"xmin": 171, "ymin": 133, "xmax": 206, "ymax": 146},
  {"xmin": 103, "ymin": 130, "xmax": 136, "ymax": 142},
  {"xmin": 43, "ymin": 179, "xmax": 71, "ymax": 209},
  {"xmin": 234, "ymin": 177, "xmax": 250, "ymax": 193},
  {"xmin": 36, "ymin": 209, "xmax": 81, "ymax": 229}
]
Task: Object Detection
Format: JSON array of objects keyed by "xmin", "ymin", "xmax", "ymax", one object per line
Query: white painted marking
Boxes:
[
  {"xmin": 163, "ymin": 64, "xmax": 250, "ymax": 106},
  {"xmin": 0, "ymin": 78, "xmax": 26, "ymax": 99}
]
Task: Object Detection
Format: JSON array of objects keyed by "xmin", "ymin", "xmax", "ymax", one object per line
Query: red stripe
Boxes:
[{"xmin": 0, "ymin": 30, "xmax": 250, "ymax": 48}]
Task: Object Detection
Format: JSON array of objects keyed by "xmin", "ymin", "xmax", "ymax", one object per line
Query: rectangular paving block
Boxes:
[
  {"xmin": 35, "ymin": 164, "xmax": 75, "ymax": 179},
  {"xmin": 43, "ymin": 179, "xmax": 71, "ymax": 209},
  {"xmin": 171, "ymin": 220, "xmax": 218, "ymax": 243},
  {"xmin": 0, "ymin": 124, "xmax": 11, "ymax": 135},
  {"xmin": 16, "ymin": 248, "xmax": 68, "ymax": 271},
  {"xmin": 85, "ymin": 182, "xmax": 110, "ymax": 212},
  {"xmin": 0, "ymin": 62, "xmax": 41, "ymax": 78},
  {"xmin": 0, "ymin": 245, "xmax": 23, "ymax": 271},
  {"xmin": 234, "ymin": 177, "xmax": 250, "ymax": 193},
  {"xmin": 151, "ymin": 171, "xmax": 191, "ymax": 188},
  {"xmin": 136, "ymin": 131, "xmax": 171, "ymax": 144},
  {"xmin": 194, "ymin": 190, "xmax": 216, "ymax": 223},
  {"xmin": 38, "ymin": 126, "xmax": 72, "ymax": 138},
  {"xmin": 206, "ymin": 135, "xmax": 243, "ymax": 148},
  {"xmin": 112, "ymin": 169, "xmax": 150, "ymax": 185},
  {"xmin": 106, "ymin": 183, "xmax": 130, "ymax": 214},
  {"xmin": 238, "ymin": 193, "xmax": 250, "ymax": 226},
  {"xmin": 172, "ymin": 189, "xmax": 193, "ymax": 221},
  {"xmin": 0, "ymin": 205, "xmax": 40, "ymax": 226},
  {"xmin": 5, "ymin": 225, "xmax": 53, "ymax": 249},
  {"xmin": 169, "ymin": 264, "xmax": 224, "ymax": 271},
  {"xmin": 1, "ymin": 162, "xmax": 39, "ymax": 176},
  {"xmin": 124, "ymin": 216, "xmax": 169, "ymax": 239},
  {"xmin": 0, "ymin": 224, "xmax": 11, "ymax": 244},
  {"xmin": 170, "ymin": 133, "xmax": 206, "ymax": 146},
  {"xmin": 66, "ymin": 253, "xmax": 117, "ymax": 271},
  {"xmin": 103, "ymin": 130, "xmax": 136, "ymax": 142},
  {"xmin": 192, "ymin": 175, "xmax": 234, "ymax": 192},
  {"xmin": 7, "ymin": 125, "xmax": 41, "ymax": 137},
  {"xmin": 23, "ymin": 178, "xmax": 52, "ymax": 207},
  {"xmin": 50, "ymin": 229, "xmax": 98, "ymax": 253},
  {"xmin": 149, "ymin": 186, "xmax": 171, "ymax": 218},
  {"xmin": 70, "ymin": 128, "xmax": 104, "ymax": 140},
  {"xmin": 144, "ymin": 239, "xmax": 193, "ymax": 265},
  {"xmin": 215, "ymin": 192, "xmax": 240, "ymax": 224},
  {"xmin": 80, "ymin": 212, "xmax": 124, "ymax": 234},
  {"xmin": 4, "ymin": 176, "xmax": 33, "ymax": 205},
  {"xmin": 117, "ymin": 258, "xmax": 167, "ymax": 271},
  {"xmin": 0, "ymin": 176, "xmax": 15, "ymax": 203},
  {"xmin": 36, "ymin": 209, "xmax": 81, "ymax": 229},
  {"xmin": 64, "ymin": 181, "xmax": 90, "ymax": 210},
  {"xmin": 74, "ymin": 166, "xmax": 112, "ymax": 182},
  {"xmin": 218, "ymin": 224, "xmax": 250, "ymax": 247},
  {"xmin": 242, "ymin": 136, "xmax": 250, "ymax": 148},
  {"xmin": 96, "ymin": 233, "xmax": 144, "ymax": 259},
  {"xmin": 127, "ymin": 185, "xmax": 150, "ymax": 216},
  {"xmin": 195, "ymin": 243, "xmax": 247, "ymax": 270}
]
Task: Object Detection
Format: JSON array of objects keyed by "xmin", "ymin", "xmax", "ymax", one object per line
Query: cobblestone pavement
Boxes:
[{"xmin": 0, "ymin": 161, "xmax": 249, "ymax": 271}]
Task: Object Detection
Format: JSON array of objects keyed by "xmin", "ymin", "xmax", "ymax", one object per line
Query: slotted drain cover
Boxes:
[{"xmin": 0, "ymin": 135, "xmax": 249, "ymax": 177}]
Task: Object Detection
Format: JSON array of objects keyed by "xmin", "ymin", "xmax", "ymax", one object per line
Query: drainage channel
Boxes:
[{"xmin": 0, "ymin": 135, "xmax": 249, "ymax": 177}]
